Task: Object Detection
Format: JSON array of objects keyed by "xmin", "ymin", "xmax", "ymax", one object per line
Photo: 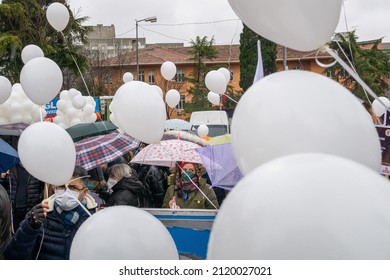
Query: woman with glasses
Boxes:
[{"xmin": 4, "ymin": 165, "xmax": 97, "ymax": 260}]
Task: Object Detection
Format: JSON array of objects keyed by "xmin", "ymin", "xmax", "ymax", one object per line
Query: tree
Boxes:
[
  {"xmin": 239, "ymin": 24, "xmax": 277, "ymax": 92},
  {"xmin": 184, "ymin": 36, "xmax": 219, "ymax": 113},
  {"xmin": 328, "ymin": 31, "xmax": 390, "ymax": 104},
  {"xmin": 0, "ymin": 0, "xmax": 91, "ymax": 87}
]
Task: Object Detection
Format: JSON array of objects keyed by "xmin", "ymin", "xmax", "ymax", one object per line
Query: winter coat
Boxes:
[
  {"xmin": 4, "ymin": 194, "xmax": 97, "ymax": 260},
  {"xmin": 143, "ymin": 166, "xmax": 168, "ymax": 208},
  {"xmin": 1, "ymin": 165, "xmax": 44, "ymax": 211},
  {"xmin": 105, "ymin": 176, "xmax": 146, "ymax": 207},
  {"xmin": 162, "ymin": 179, "xmax": 219, "ymax": 209}
]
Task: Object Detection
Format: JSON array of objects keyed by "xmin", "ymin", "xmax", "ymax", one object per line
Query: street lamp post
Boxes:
[{"xmin": 135, "ymin": 16, "xmax": 157, "ymax": 80}]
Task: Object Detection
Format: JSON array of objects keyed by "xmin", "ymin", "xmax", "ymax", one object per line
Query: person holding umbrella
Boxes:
[{"xmin": 162, "ymin": 162, "xmax": 219, "ymax": 210}]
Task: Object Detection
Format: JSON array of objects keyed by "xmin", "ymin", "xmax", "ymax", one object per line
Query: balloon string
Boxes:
[
  {"xmin": 221, "ymin": 93, "xmax": 238, "ymax": 104},
  {"xmin": 323, "ymin": 47, "xmax": 390, "ymax": 112},
  {"xmin": 60, "ymin": 31, "xmax": 91, "ymax": 97}
]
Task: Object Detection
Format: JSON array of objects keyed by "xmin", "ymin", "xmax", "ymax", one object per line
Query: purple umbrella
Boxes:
[{"xmin": 196, "ymin": 144, "xmax": 243, "ymax": 190}]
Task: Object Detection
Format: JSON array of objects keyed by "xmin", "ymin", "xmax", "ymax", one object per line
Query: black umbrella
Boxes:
[{"xmin": 66, "ymin": 121, "xmax": 118, "ymax": 142}]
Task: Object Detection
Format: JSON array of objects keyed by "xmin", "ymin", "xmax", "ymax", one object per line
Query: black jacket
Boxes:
[
  {"xmin": 143, "ymin": 166, "xmax": 168, "ymax": 208},
  {"xmin": 4, "ymin": 195, "xmax": 97, "ymax": 260},
  {"xmin": 105, "ymin": 176, "xmax": 146, "ymax": 207},
  {"xmin": 1, "ymin": 165, "xmax": 44, "ymax": 211}
]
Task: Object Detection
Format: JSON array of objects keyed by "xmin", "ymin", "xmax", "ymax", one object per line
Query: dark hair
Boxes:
[
  {"xmin": 73, "ymin": 165, "xmax": 89, "ymax": 188},
  {"xmin": 0, "ymin": 185, "xmax": 11, "ymax": 255}
]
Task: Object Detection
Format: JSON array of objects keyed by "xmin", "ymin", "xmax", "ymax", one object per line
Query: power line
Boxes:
[
  {"xmin": 138, "ymin": 26, "xmax": 191, "ymax": 43},
  {"xmin": 116, "ymin": 27, "xmax": 136, "ymax": 37},
  {"xmin": 143, "ymin": 18, "xmax": 240, "ymax": 27}
]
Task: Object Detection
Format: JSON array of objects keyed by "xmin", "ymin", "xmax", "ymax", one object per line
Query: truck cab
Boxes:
[{"xmin": 189, "ymin": 110, "xmax": 230, "ymax": 137}]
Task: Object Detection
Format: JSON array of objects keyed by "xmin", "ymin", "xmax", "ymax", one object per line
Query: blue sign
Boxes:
[{"xmin": 45, "ymin": 97, "xmax": 100, "ymax": 116}]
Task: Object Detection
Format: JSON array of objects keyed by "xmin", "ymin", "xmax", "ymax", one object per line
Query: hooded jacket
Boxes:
[
  {"xmin": 4, "ymin": 194, "xmax": 97, "ymax": 260},
  {"xmin": 105, "ymin": 176, "xmax": 146, "ymax": 207}
]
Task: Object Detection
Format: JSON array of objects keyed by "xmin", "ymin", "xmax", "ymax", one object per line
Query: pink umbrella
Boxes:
[{"xmin": 131, "ymin": 139, "xmax": 203, "ymax": 167}]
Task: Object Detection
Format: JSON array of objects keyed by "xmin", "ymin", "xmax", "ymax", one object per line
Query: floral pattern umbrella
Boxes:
[{"xmin": 131, "ymin": 139, "xmax": 203, "ymax": 167}]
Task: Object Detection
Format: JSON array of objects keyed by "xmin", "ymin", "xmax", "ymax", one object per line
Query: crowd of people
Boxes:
[{"xmin": 0, "ymin": 142, "xmax": 226, "ymax": 260}]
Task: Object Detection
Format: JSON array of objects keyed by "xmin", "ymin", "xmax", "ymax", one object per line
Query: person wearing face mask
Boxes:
[
  {"xmin": 103, "ymin": 164, "xmax": 148, "ymax": 207},
  {"xmin": 4, "ymin": 165, "xmax": 97, "ymax": 260},
  {"xmin": 162, "ymin": 162, "xmax": 219, "ymax": 210}
]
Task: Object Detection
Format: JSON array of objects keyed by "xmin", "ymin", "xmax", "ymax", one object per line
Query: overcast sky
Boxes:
[{"xmin": 67, "ymin": 0, "xmax": 390, "ymax": 46}]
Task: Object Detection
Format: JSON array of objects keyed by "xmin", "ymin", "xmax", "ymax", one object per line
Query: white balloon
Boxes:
[
  {"xmin": 109, "ymin": 113, "xmax": 119, "ymax": 127},
  {"xmin": 0, "ymin": 76, "xmax": 12, "ymax": 104},
  {"xmin": 113, "ymin": 81, "xmax": 166, "ymax": 143},
  {"xmin": 228, "ymin": 0, "xmax": 343, "ymax": 51},
  {"xmin": 161, "ymin": 61, "xmax": 177, "ymax": 80},
  {"xmin": 197, "ymin": 124, "xmax": 209, "ymax": 137},
  {"xmin": 208, "ymin": 153, "xmax": 390, "ymax": 260},
  {"xmin": 21, "ymin": 115, "xmax": 33, "ymax": 124},
  {"xmin": 0, "ymin": 117, "xmax": 9, "ymax": 125},
  {"xmin": 46, "ymin": 2, "xmax": 70, "ymax": 32},
  {"xmin": 70, "ymin": 206, "xmax": 179, "ymax": 260},
  {"xmin": 217, "ymin": 67, "xmax": 231, "ymax": 85},
  {"xmin": 9, "ymin": 114, "xmax": 24, "ymax": 124},
  {"xmin": 21, "ymin": 44, "xmax": 44, "ymax": 64},
  {"xmin": 53, "ymin": 115, "xmax": 65, "ymax": 124},
  {"xmin": 86, "ymin": 96, "xmax": 96, "ymax": 106},
  {"xmin": 57, "ymin": 123, "xmax": 68, "ymax": 129},
  {"xmin": 232, "ymin": 70, "xmax": 381, "ymax": 174},
  {"xmin": 108, "ymin": 101, "xmax": 115, "ymax": 113},
  {"xmin": 165, "ymin": 89, "xmax": 180, "ymax": 108},
  {"xmin": 372, "ymin": 97, "xmax": 390, "ymax": 117},
  {"xmin": 18, "ymin": 122, "xmax": 76, "ymax": 185},
  {"xmin": 205, "ymin": 70, "xmax": 227, "ymax": 95},
  {"xmin": 59, "ymin": 90, "xmax": 70, "ymax": 101},
  {"xmin": 66, "ymin": 107, "xmax": 79, "ymax": 119},
  {"xmin": 68, "ymin": 88, "xmax": 79, "ymax": 100},
  {"xmin": 122, "ymin": 72, "xmax": 134, "ymax": 83},
  {"xmin": 72, "ymin": 95, "xmax": 86, "ymax": 109},
  {"xmin": 207, "ymin": 91, "xmax": 220, "ymax": 106},
  {"xmin": 56, "ymin": 99, "xmax": 68, "ymax": 112},
  {"xmin": 20, "ymin": 57, "xmax": 63, "ymax": 105},
  {"xmin": 84, "ymin": 113, "xmax": 97, "ymax": 123},
  {"xmin": 69, "ymin": 118, "xmax": 82, "ymax": 127},
  {"xmin": 83, "ymin": 104, "xmax": 95, "ymax": 115},
  {"xmin": 151, "ymin": 85, "xmax": 163, "ymax": 99}
]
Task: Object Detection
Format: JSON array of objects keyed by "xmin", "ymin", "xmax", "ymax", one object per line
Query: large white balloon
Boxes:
[
  {"xmin": 21, "ymin": 44, "xmax": 44, "ymax": 64},
  {"xmin": 0, "ymin": 76, "xmax": 12, "ymax": 104},
  {"xmin": 122, "ymin": 72, "xmax": 134, "ymax": 83},
  {"xmin": 113, "ymin": 81, "xmax": 166, "ymax": 143},
  {"xmin": 18, "ymin": 122, "xmax": 76, "ymax": 186},
  {"xmin": 20, "ymin": 57, "xmax": 63, "ymax": 105},
  {"xmin": 46, "ymin": 2, "xmax": 70, "ymax": 32},
  {"xmin": 208, "ymin": 153, "xmax": 390, "ymax": 260},
  {"xmin": 70, "ymin": 206, "xmax": 179, "ymax": 260},
  {"xmin": 151, "ymin": 85, "xmax": 163, "ymax": 99},
  {"xmin": 165, "ymin": 89, "xmax": 180, "ymax": 108},
  {"xmin": 205, "ymin": 70, "xmax": 227, "ymax": 95},
  {"xmin": 72, "ymin": 95, "xmax": 86, "ymax": 109},
  {"xmin": 197, "ymin": 124, "xmax": 209, "ymax": 137},
  {"xmin": 207, "ymin": 91, "xmax": 220, "ymax": 106},
  {"xmin": 232, "ymin": 70, "xmax": 381, "ymax": 175},
  {"xmin": 228, "ymin": 0, "xmax": 343, "ymax": 51},
  {"xmin": 161, "ymin": 61, "xmax": 177, "ymax": 80},
  {"xmin": 217, "ymin": 67, "xmax": 231, "ymax": 85},
  {"xmin": 372, "ymin": 97, "xmax": 390, "ymax": 117}
]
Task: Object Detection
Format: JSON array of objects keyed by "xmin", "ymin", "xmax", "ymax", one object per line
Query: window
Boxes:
[
  {"xmin": 148, "ymin": 70, "xmax": 155, "ymax": 84},
  {"xmin": 177, "ymin": 95, "xmax": 185, "ymax": 110},
  {"xmin": 138, "ymin": 70, "xmax": 145, "ymax": 82},
  {"xmin": 292, "ymin": 66, "xmax": 301, "ymax": 70},
  {"xmin": 175, "ymin": 70, "xmax": 185, "ymax": 82},
  {"xmin": 103, "ymin": 73, "xmax": 112, "ymax": 84},
  {"xmin": 229, "ymin": 69, "xmax": 234, "ymax": 81}
]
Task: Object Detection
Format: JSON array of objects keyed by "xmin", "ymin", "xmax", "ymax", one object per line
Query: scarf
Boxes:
[
  {"xmin": 54, "ymin": 199, "xmax": 87, "ymax": 226},
  {"xmin": 176, "ymin": 176, "xmax": 199, "ymax": 203}
]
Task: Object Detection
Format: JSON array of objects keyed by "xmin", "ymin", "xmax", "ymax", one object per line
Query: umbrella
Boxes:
[
  {"xmin": 66, "ymin": 121, "xmax": 117, "ymax": 142},
  {"xmin": 131, "ymin": 139, "xmax": 202, "ymax": 167},
  {"xmin": 208, "ymin": 134, "xmax": 231, "ymax": 146},
  {"xmin": 0, "ymin": 122, "xmax": 29, "ymax": 137},
  {"xmin": 161, "ymin": 130, "xmax": 209, "ymax": 147},
  {"xmin": 0, "ymin": 138, "xmax": 20, "ymax": 172},
  {"xmin": 196, "ymin": 143, "xmax": 243, "ymax": 190},
  {"xmin": 165, "ymin": 119, "xmax": 192, "ymax": 131},
  {"xmin": 75, "ymin": 132, "xmax": 139, "ymax": 171}
]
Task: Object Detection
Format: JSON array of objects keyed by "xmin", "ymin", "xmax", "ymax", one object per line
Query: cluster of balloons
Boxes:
[
  {"xmin": 206, "ymin": 0, "xmax": 390, "ymax": 260},
  {"xmin": 53, "ymin": 89, "xmax": 97, "ymax": 129},
  {"xmin": 0, "ymin": 83, "xmax": 47, "ymax": 125}
]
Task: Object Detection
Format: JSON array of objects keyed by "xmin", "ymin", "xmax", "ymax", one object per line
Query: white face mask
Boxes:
[
  {"xmin": 55, "ymin": 188, "xmax": 81, "ymax": 211},
  {"xmin": 106, "ymin": 178, "xmax": 117, "ymax": 189}
]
